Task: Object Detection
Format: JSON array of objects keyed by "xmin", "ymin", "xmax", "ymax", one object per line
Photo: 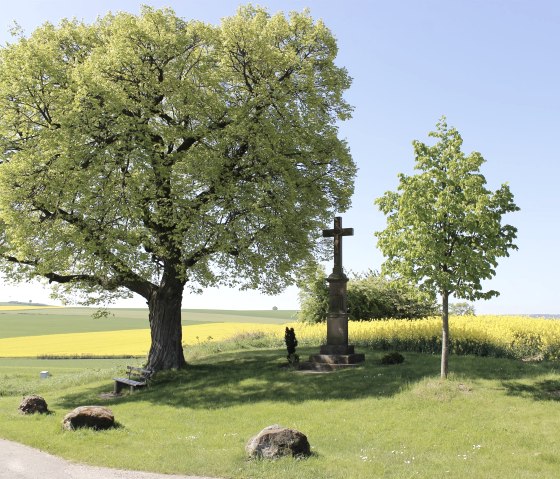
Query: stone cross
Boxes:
[
  {"xmin": 304, "ymin": 215, "xmax": 365, "ymax": 369},
  {"xmin": 322, "ymin": 216, "xmax": 354, "ymax": 278},
  {"xmin": 321, "ymin": 216, "xmax": 354, "ymax": 353}
]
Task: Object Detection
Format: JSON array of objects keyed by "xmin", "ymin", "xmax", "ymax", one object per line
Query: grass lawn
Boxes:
[{"xmin": 1, "ymin": 347, "xmax": 560, "ymax": 478}]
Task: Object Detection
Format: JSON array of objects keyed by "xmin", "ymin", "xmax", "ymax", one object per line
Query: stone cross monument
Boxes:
[
  {"xmin": 306, "ymin": 216, "xmax": 365, "ymax": 370},
  {"xmin": 321, "ymin": 216, "xmax": 354, "ymax": 353}
]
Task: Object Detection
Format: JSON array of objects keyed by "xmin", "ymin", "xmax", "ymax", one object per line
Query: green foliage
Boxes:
[
  {"xmin": 510, "ymin": 331, "xmax": 544, "ymax": 361},
  {"xmin": 0, "ymin": 8, "xmax": 354, "ymax": 306},
  {"xmin": 0, "ymin": 6, "xmax": 355, "ymax": 370},
  {"xmin": 348, "ymin": 272, "xmax": 437, "ymax": 320},
  {"xmin": 375, "ymin": 117, "xmax": 519, "ymax": 302},
  {"xmin": 380, "ymin": 351, "xmax": 404, "ymax": 365},
  {"xmin": 90, "ymin": 308, "xmax": 114, "ymax": 320},
  {"xmin": 297, "ymin": 266, "xmax": 330, "ymax": 323},
  {"xmin": 375, "ymin": 117, "xmax": 519, "ymax": 377},
  {"xmin": 449, "ymin": 302, "xmax": 476, "ymax": 316},
  {"xmin": 355, "ymin": 330, "xmax": 509, "ymax": 358},
  {"xmin": 298, "ymin": 267, "xmax": 437, "ymax": 322}
]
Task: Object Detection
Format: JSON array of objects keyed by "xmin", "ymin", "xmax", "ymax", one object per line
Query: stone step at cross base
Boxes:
[
  {"xmin": 298, "ymin": 356, "xmax": 365, "ymax": 372},
  {"xmin": 298, "ymin": 344, "xmax": 365, "ymax": 372},
  {"xmin": 309, "ymin": 354, "xmax": 366, "ymax": 365}
]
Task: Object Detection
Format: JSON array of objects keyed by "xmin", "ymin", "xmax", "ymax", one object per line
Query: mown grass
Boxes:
[
  {"xmin": 1, "ymin": 344, "xmax": 560, "ymax": 479},
  {"xmin": 0, "ymin": 358, "xmax": 140, "ymax": 397}
]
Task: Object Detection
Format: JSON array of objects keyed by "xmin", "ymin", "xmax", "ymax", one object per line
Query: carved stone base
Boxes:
[
  {"xmin": 309, "ymin": 353, "xmax": 365, "ymax": 365},
  {"xmin": 320, "ymin": 344, "xmax": 355, "ymax": 355},
  {"xmin": 299, "ymin": 346, "xmax": 365, "ymax": 372}
]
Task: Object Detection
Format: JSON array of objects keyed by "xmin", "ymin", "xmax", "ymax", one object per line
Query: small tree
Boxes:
[
  {"xmin": 375, "ymin": 118, "xmax": 519, "ymax": 378},
  {"xmin": 449, "ymin": 302, "xmax": 476, "ymax": 316}
]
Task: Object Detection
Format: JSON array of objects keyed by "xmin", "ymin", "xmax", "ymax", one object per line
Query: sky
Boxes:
[{"xmin": 0, "ymin": 0, "xmax": 559, "ymax": 314}]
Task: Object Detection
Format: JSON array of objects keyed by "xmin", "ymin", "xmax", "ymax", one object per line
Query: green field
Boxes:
[
  {"xmin": 1, "ymin": 349, "xmax": 560, "ymax": 479},
  {"xmin": 0, "ymin": 307, "xmax": 297, "ymax": 339},
  {"xmin": 2, "ymin": 308, "xmax": 560, "ymax": 478}
]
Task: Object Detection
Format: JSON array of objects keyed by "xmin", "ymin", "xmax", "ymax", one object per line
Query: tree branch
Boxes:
[{"xmin": 34, "ymin": 205, "xmax": 157, "ymax": 298}]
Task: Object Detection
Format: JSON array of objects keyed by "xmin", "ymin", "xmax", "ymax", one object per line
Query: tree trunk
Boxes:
[
  {"xmin": 146, "ymin": 276, "xmax": 187, "ymax": 372},
  {"xmin": 440, "ymin": 290, "xmax": 450, "ymax": 379}
]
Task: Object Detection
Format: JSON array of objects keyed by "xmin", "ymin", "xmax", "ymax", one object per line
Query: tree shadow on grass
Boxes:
[
  {"xmin": 55, "ymin": 348, "xmax": 560, "ymax": 410},
  {"xmin": 502, "ymin": 379, "xmax": 560, "ymax": 402}
]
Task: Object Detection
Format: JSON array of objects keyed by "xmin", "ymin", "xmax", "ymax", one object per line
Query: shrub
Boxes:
[
  {"xmin": 381, "ymin": 352, "xmax": 405, "ymax": 365},
  {"xmin": 297, "ymin": 267, "xmax": 330, "ymax": 324},
  {"xmin": 348, "ymin": 273, "xmax": 437, "ymax": 320},
  {"xmin": 298, "ymin": 268, "xmax": 437, "ymax": 322},
  {"xmin": 449, "ymin": 302, "xmax": 476, "ymax": 316},
  {"xmin": 510, "ymin": 331, "xmax": 544, "ymax": 360}
]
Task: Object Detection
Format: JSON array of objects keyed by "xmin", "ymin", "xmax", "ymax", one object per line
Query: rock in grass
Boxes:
[
  {"xmin": 19, "ymin": 395, "xmax": 49, "ymax": 415},
  {"xmin": 62, "ymin": 406, "xmax": 115, "ymax": 431},
  {"xmin": 246, "ymin": 425, "xmax": 311, "ymax": 459}
]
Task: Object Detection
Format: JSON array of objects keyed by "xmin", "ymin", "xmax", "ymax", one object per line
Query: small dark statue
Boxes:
[{"xmin": 284, "ymin": 327, "xmax": 299, "ymax": 365}]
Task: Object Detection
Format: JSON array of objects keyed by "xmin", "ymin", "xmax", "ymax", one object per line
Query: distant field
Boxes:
[
  {"xmin": 0, "ymin": 307, "xmax": 297, "ymax": 339},
  {"xmin": 0, "ymin": 306, "xmax": 296, "ymax": 357},
  {"xmin": 0, "ymin": 323, "xmax": 285, "ymax": 357},
  {"xmin": 0, "ymin": 305, "xmax": 60, "ymax": 311}
]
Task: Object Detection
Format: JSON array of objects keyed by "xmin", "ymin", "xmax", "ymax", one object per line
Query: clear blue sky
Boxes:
[{"xmin": 1, "ymin": 0, "xmax": 558, "ymax": 314}]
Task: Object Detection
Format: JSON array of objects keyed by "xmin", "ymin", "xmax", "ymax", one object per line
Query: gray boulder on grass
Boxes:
[
  {"xmin": 19, "ymin": 395, "xmax": 49, "ymax": 414},
  {"xmin": 62, "ymin": 406, "xmax": 115, "ymax": 431},
  {"xmin": 246, "ymin": 424, "xmax": 311, "ymax": 459}
]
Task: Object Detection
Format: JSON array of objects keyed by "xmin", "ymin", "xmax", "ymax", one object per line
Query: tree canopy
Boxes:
[
  {"xmin": 0, "ymin": 6, "xmax": 355, "ymax": 370},
  {"xmin": 375, "ymin": 118, "xmax": 518, "ymax": 377}
]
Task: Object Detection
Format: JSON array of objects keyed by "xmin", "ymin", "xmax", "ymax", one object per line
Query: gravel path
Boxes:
[{"xmin": 0, "ymin": 439, "xmax": 222, "ymax": 479}]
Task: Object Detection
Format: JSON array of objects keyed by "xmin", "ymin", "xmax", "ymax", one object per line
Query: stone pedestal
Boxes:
[
  {"xmin": 306, "ymin": 342, "xmax": 365, "ymax": 371},
  {"xmin": 301, "ymin": 217, "xmax": 365, "ymax": 372},
  {"xmin": 303, "ymin": 251, "xmax": 364, "ymax": 371}
]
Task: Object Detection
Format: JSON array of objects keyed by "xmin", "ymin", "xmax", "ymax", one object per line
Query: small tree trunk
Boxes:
[
  {"xmin": 440, "ymin": 290, "xmax": 450, "ymax": 379},
  {"xmin": 146, "ymin": 276, "xmax": 187, "ymax": 372}
]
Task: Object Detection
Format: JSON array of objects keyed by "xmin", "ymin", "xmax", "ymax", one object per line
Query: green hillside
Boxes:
[{"xmin": 0, "ymin": 307, "xmax": 297, "ymax": 339}]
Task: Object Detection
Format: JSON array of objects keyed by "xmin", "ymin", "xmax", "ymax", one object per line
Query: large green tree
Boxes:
[
  {"xmin": 0, "ymin": 6, "xmax": 355, "ymax": 371},
  {"xmin": 375, "ymin": 118, "xmax": 518, "ymax": 378}
]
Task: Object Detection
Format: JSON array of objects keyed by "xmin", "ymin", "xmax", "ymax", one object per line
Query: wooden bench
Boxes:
[{"xmin": 113, "ymin": 366, "xmax": 153, "ymax": 394}]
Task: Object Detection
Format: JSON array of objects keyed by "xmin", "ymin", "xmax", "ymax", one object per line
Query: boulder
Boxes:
[
  {"xmin": 246, "ymin": 424, "xmax": 311, "ymax": 459},
  {"xmin": 62, "ymin": 406, "xmax": 115, "ymax": 431},
  {"xmin": 19, "ymin": 395, "xmax": 49, "ymax": 415}
]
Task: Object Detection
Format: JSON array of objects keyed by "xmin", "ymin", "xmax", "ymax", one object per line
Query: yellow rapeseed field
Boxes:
[
  {"xmin": 1, "ymin": 315, "xmax": 559, "ymax": 359},
  {"xmin": 288, "ymin": 315, "xmax": 560, "ymax": 360},
  {"xmin": 0, "ymin": 322, "xmax": 283, "ymax": 357}
]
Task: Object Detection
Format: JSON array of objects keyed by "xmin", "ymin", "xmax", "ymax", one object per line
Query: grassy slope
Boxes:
[
  {"xmin": 0, "ymin": 307, "xmax": 296, "ymax": 338},
  {"xmin": 1, "ymin": 349, "xmax": 560, "ymax": 479}
]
